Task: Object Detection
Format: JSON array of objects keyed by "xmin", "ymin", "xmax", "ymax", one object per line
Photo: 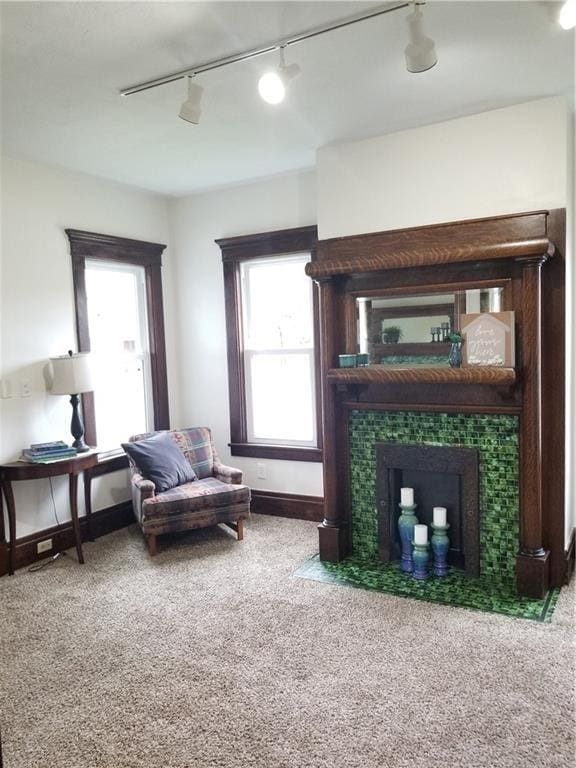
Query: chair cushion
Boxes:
[
  {"xmin": 122, "ymin": 434, "xmax": 197, "ymax": 493},
  {"xmin": 142, "ymin": 477, "xmax": 250, "ymax": 519}
]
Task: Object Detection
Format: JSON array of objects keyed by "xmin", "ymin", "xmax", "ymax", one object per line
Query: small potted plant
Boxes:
[{"xmin": 382, "ymin": 325, "xmax": 403, "ymax": 344}]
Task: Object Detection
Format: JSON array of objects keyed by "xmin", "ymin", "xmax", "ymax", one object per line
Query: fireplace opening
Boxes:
[{"xmin": 376, "ymin": 443, "xmax": 480, "ymax": 577}]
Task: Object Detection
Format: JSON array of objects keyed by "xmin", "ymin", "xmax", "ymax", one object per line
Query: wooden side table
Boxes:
[{"xmin": 0, "ymin": 451, "xmax": 99, "ymax": 575}]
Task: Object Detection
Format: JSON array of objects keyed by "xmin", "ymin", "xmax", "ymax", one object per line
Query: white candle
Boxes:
[
  {"xmin": 400, "ymin": 487, "xmax": 414, "ymax": 507},
  {"xmin": 414, "ymin": 524, "xmax": 428, "ymax": 546},
  {"xmin": 433, "ymin": 506, "xmax": 447, "ymax": 527}
]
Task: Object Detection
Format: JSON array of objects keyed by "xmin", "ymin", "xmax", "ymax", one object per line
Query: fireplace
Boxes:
[
  {"xmin": 376, "ymin": 442, "xmax": 479, "ymax": 576},
  {"xmin": 307, "ymin": 210, "xmax": 566, "ymax": 598}
]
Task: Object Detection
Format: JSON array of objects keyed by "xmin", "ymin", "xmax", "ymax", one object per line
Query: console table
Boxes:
[{"xmin": 0, "ymin": 451, "xmax": 99, "ymax": 575}]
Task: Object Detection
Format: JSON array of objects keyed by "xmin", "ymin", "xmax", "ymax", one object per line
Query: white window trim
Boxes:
[{"xmin": 240, "ymin": 253, "xmax": 317, "ymax": 448}]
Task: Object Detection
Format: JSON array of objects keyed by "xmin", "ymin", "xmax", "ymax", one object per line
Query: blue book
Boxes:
[
  {"xmin": 22, "ymin": 448, "xmax": 77, "ymax": 462},
  {"xmin": 29, "ymin": 440, "xmax": 69, "ymax": 452}
]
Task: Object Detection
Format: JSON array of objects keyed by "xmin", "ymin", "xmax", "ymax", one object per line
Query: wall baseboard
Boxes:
[
  {"xmin": 565, "ymin": 527, "xmax": 575, "ymax": 585},
  {"xmin": 251, "ymin": 490, "xmax": 324, "ymax": 522},
  {"xmin": 0, "ymin": 501, "xmax": 134, "ymax": 577}
]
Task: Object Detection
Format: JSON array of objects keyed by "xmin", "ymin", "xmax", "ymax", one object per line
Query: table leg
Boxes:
[
  {"xmin": 3, "ymin": 480, "xmax": 17, "ymax": 576},
  {"xmin": 84, "ymin": 469, "xmax": 94, "ymax": 542},
  {"xmin": 69, "ymin": 473, "xmax": 84, "ymax": 564}
]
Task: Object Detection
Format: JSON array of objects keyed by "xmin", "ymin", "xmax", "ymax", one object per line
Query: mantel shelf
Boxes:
[{"xmin": 326, "ymin": 365, "xmax": 517, "ymax": 386}]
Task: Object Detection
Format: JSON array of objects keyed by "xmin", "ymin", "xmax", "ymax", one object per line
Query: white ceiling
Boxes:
[{"xmin": 1, "ymin": 1, "xmax": 573, "ymax": 197}]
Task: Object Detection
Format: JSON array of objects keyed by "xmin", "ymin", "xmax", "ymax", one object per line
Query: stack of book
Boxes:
[{"xmin": 21, "ymin": 441, "xmax": 78, "ymax": 463}]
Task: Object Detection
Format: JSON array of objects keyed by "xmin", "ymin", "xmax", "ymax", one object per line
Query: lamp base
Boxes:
[{"xmin": 69, "ymin": 394, "xmax": 89, "ymax": 453}]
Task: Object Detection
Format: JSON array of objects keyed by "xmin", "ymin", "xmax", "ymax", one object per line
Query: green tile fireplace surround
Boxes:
[
  {"xmin": 349, "ymin": 409, "xmax": 519, "ymax": 587},
  {"xmin": 296, "ymin": 409, "xmax": 559, "ymax": 621},
  {"xmin": 297, "ymin": 409, "xmax": 559, "ymax": 621}
]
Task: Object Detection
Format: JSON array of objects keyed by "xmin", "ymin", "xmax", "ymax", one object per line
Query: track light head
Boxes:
[
  {"xmin": 559, "ymin": 0, "xmax": 576, "ymax": 29},
  {"xmin": 404, "ymin": 3, "xmax": 437, "ymax": 74},
  {"xmin": 258, "ymin": 47, "xmax": 301, "ymax": 105},
  {"xmin": 178, "ymin": 76, "xmax": 203, "ymax": 124}
]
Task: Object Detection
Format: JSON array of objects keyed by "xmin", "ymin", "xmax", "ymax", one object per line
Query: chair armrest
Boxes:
[
  {"xmin": 130, "ymin": 472, "xmax": 155, "ymax": 524},
  {"xmin": 213, "ymin": 463, "xmax": 243, "ymax": 485},
  {"xmin": 132, "ymin": 472, "xmax": 156, "ymax": 499}
]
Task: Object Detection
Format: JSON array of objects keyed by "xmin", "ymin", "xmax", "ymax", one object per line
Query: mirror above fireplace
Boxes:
[{"xmin": 356, "ymin": 287, "xmax": 504, "ymax": 366}]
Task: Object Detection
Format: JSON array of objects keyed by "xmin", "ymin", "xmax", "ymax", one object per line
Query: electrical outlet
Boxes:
[
  {"xmin": 37, "ymin": 538, "xmax": 52, "ymax": 554},
  {"xmin": 256, "ymin": 463, "xmax": 267, "ymax": 480},
  {"xmin": 0, "ymin": 379, "xmax": 12, "ymax": 399},
  {"xmin": 20, "ymin": 380, "xmax": 31, "ymax": 398}
]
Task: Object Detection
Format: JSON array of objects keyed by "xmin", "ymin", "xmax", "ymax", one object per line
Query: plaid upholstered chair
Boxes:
[{"xmin": 124, "ymin": 427, "xmax": 250, "ymax": 556}]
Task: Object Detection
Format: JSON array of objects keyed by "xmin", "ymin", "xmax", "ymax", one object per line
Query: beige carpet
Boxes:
[{"xmin": 0, "ymin": 515, "xmax": 574, "ymax": 768}]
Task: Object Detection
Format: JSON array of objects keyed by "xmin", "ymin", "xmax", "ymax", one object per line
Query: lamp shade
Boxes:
[{"xmin": 49, "ymin": 352, "xmax": 94, "ymax": 395}]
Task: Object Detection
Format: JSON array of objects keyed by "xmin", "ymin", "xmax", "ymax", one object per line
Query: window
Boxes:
[
  {"xmin": 84, "ymin": 261, "xmax": 153, "ymax": 450},
  {"xmin": 218, "ymin": 226, "xmax": 322, "ymax": 462},
  {"xmin": 67, "ymin": 229, "xmax": 169, "ymax": 462},
  {"xmin": 242, "ymin": 254, "xmax": 316, "ymax": 446}
]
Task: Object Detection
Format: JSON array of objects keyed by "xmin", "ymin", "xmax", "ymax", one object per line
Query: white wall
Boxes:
[
  {"xmin": 318, "ymin": 97, "xmax": 568, "ymax": 239},
  {"xmin": 170, "ymin": 170, "xmax": 323, "ymax": 497},
  {"xmin": 317, "ymin": 96, "xmax": 574, "ymax": 543},
  {"xmin": 0, "ymin": 156, "xmax": 176, "ymax": 537}
]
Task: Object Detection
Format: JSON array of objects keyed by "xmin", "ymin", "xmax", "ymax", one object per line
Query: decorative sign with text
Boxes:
[{"xmin": 461, "ymin": 311, "xmax": 515, "ymax": 367}]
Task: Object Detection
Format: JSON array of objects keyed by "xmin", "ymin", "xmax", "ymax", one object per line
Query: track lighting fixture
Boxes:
[
  {"xmin": 404, "ymin": 3, "xmax": 437, "ymax": 73},
  {"xmin": 120, "ymin": 1, "xmax": 442, "ymax": 119},
  {"xmin": 559, "ymin": 0, "xmax": 576, "ymax": 29},
  {"xmin": 178, "ymin": 76, "xmax": 203, "ymax": 124},
  {"xmin": 258, "ymin": 47, "xmax": 301, "ymax": 105}
]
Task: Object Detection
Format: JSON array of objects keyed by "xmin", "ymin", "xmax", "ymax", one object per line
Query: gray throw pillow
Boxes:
[{"xmin": 122, "ymin": 434, "xmax": 196, "ymax": 493}]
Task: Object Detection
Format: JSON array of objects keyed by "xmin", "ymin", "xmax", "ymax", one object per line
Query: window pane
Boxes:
[
  {"xmin": 86, "ymin": 269, "xmax": 143, "ymax": 355},
  {"xmin": 242, "ymin": 256, "xmax": 313, "ymax": 350},
  {"xmin": 85, "ymin": 263, "xmax": 151, "ymax": 449},
  {"xmin": 92, "ymin": 356, "xmax": 148, "ymax": 450},
  {"xmin": 247, "ymin": 352, "xmax": 315, "ymax": 444}
]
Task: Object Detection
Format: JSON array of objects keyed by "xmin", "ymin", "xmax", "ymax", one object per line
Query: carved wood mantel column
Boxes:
[
  {"xmin": 516, "ymin": 254, "xmax": 550, "ymax": 598},
  {"xmin": 316, "ymin": 277, "xmax": 349, "ymax": 561}
]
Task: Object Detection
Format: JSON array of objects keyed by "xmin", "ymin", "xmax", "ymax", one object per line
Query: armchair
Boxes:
[{"xmin": 126, "ymin": 427, "xmax": 250, "ymax": 556}]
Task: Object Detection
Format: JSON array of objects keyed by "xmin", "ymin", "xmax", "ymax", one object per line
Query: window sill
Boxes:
[
  {"xmin": 88, "ymin": 451, "xmax": 129, "ymax": 477},
  {"xmin": 229, "ymin": 443, "xmax": 323, "ymax": 463}
]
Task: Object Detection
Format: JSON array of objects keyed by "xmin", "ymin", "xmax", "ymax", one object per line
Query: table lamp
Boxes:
[{"xmin": 49, "ymin": 350, "xmax": 94, "ymax": 452}]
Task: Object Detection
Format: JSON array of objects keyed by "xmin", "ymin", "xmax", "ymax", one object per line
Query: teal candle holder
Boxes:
[
  {"xmin": 412, "ymin": 541, "xmax": 430, "ymax": 580},
  {"xmin": 398, "ymin": 503, "xmax": 418, "ymax": 573},
  {"xmin": 431, "ymin": 523, "xmax": 450, "ymax": 577},
  {"xmin": 338, "ymin": 354, "xmax": 357, "ymax": 368}
]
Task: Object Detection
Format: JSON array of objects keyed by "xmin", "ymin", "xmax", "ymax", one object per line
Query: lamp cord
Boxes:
[
  {"xmin": 48, "ymin": 477, "xmax": 61, "ymax": 527},
  {"xmin": 27, "ymin": 478, "xmax": 63, "ymax": 573}
]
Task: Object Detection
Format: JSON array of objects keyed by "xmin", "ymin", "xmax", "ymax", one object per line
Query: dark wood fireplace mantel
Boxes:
[
  {"xmin": 326, "ymin": 365, "xmax": 517, "ymax": 386},
  {"xmin": 307, "ymin": 210, "xmax": 566, "ymax": 599}
]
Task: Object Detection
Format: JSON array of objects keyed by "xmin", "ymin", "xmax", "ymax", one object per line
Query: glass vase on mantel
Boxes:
[
  {"xmin": 448, "ymin": 332, "xmax": 463, "ymax": 368},
  {"xmin": 449, "ymin": 343, "xmax": 462, "ymax": 368}
]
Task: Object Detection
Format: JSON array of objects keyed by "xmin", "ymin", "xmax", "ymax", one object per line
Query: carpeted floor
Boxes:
[{"xmin": 0, "ymin": 515, "xmax": 574, "ymax": 768}]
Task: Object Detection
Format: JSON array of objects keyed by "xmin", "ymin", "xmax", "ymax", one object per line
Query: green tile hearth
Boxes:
[{"xmin": 296, "ymin": 555, "xmax": 559, "ymax": 622}]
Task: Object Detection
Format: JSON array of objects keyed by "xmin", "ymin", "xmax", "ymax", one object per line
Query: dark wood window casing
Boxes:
[
  {"xmin": 217, "ymin": 226, "xmax": 322, "ymax": 462},
  {"xmin": 66, "ymin": 229, "xmax": 170, "ymax": 472}
]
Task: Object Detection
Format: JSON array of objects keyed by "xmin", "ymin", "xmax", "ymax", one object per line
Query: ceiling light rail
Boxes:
[{"xmin": 120, "ymin": 1, "xmax": 411, "ymax": 97}]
